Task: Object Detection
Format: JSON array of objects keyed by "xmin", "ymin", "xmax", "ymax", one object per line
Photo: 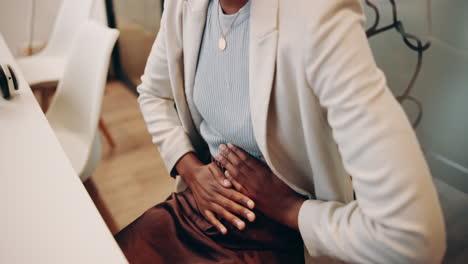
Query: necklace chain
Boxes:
[{"xmin": 217, "ymin": 0, "xmax": 242, "ymax": 50}]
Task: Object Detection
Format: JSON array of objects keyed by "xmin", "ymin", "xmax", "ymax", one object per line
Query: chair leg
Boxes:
[
  {"xmin": 40, "ymin": 88, "xmax": 49, "ymax": 112},
  {"xmin": 99, "ymin": 118, "xmax": 116, "ymax": 149},
  {"xmin": 33, "ymin": 83, "xmax": 57, "ymax": 113},
  {"xmin": 43, "ymin": 88, "xmax": 52, "ymax": 112}
]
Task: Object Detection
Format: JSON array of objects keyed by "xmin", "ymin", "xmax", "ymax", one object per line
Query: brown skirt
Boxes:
[{"xmin": 115, "ymin": 189, "xmax": 305, "ymax": 264}]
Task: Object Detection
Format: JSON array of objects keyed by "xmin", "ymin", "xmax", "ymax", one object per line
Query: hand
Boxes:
[
  {"xmin": 215, "ymin": 144, "xmax": 306, "ymax": 230},
  {"xmin": 176, "ymin": 153, "xmax": 256, "ymax": 234}
]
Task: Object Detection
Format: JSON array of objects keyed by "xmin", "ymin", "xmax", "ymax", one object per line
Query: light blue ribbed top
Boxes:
[{"xmin": 193, "ymin": 0, "xmax": 262, "ymax": 159}]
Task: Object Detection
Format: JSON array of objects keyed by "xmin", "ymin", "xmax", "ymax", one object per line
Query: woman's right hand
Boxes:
[{"xmin": 176, "ymin": 153, "xmax": 256, "ymax": 234}]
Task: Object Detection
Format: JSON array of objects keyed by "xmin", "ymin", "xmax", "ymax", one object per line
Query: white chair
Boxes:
[
  {"xmin": 16, "ymin": 0, "xmax": 95, "ymax": 86},
  {"xmin": 19, "ymin": 0, "xmax": 117, "ymax": 149},
  {"xmin": 46, "ymin": 21, "xmax": 119, "ymax": 182}
]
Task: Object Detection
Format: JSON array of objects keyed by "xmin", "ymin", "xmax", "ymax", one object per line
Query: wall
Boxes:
[
  {"xmin": 363, "ymin": 1, "xmax": 468, "ymax": 262},
  {"xmin": 0, "ymin": 0, "xmax": 107, "ymax": 57},
  {"xmin": 363, "ymin": 0, "xmax": 468, "ymax": 193},
  {"xmin": 113, "ymin": 0, "xmax": 161, "ymax": 33},
  {"xmin": 112, "ymin": 0, "xmax": 162, "ymax": 84}
]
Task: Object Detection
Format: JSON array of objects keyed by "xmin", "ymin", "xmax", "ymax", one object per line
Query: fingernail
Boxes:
[
  {"xmin": 223, "ymin": 179, "xmax": 230, "ymax": 187},
  {"xmin": 227, "ymin": 143, "xmax": 234, "ymax": 149},
  {"xmin": 220, "ymin": 226, "xmax": 227, "ymax": 234},
  {"xmin": 236, "ymin": 220, "xmax": 245, "ymax": 230},
  {"xmin": 219, "ymin": 144, "xmax": 226, "ymax": 151},
  {"xmin": 247, "ymin": 213, "xmax": 255, "ymax": 222},
  {"xmin": 247, "ymin": 200, "xmax": 255, "ymax": 209},
  {"xmin": 215, "ymin": 153, "xmax": 222, "ymax": 161}
]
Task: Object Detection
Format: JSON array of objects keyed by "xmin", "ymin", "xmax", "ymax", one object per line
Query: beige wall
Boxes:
[
  {"xmin": 113, "ymin": 0, "xmax": 161, "ymax": 33},
  {"xmin": 0, "ymin": 0, "xmax": 107, "ymax": 57},
  {"xmin": 0, "ymin": 0, "xmax": 61, "ymax": 56},
  {"xmin": 112, "ymin": 0, "xmax": 162, "ymax": 84}
]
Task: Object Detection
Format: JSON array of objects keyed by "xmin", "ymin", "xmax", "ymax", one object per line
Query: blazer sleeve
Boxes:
[
  {"xmin": 300, "ymin": 0, "xmax": 446, "ymax": 263},
  {"xmin": 137, "ymin": 8, "xmax": 195, "ymax": 176}
]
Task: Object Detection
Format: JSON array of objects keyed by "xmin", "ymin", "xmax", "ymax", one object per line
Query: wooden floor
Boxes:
[{"xmin": 85, "ymin": 80, "xmax": 174, "ymax": 234}]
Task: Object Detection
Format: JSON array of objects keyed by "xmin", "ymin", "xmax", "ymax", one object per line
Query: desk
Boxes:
[{"xmin": 0, "ymin": 35, "xmax": 128, "ymax": 263}]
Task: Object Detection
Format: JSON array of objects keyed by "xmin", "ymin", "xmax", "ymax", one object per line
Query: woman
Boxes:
[{"xmin": 116, "ymin": 0, "xmax": 446, "ymax": 263}]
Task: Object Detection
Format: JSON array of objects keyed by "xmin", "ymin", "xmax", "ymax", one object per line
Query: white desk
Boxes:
[{"xmin": 0, "ymin": 34, "xmax": 128, "ymax": 263}]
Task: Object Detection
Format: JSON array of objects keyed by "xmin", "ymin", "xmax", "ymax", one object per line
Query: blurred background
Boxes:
[
  {"xmin": 0, "ymin": 0, "xmax": 466, "ymax": 263},
  {"xmin": 365, "ymin": 1, "xmax": 468, "ymax": 262}
]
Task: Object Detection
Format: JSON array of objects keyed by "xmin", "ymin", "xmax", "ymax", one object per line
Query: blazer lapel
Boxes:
[
  {"xmin": 249, "ymin": 0, "xmax": 279, "ymax": 157},
  {"xmin": 182, "ymin": 0, "xmax": 209, "ymax": 129}
]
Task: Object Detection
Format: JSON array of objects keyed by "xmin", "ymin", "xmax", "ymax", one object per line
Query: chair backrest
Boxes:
[
  {"xmin": 41, "ymin": 0, "xmax": 96, "ymax": 56},
  {"xmin": 46, "ymin": 21, "xmax": 119, "ymax": 148}
]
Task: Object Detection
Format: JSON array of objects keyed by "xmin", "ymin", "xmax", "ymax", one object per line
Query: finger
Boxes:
[
  {"xmin": 215, "ymin": 152, "xmax": 238, "ymax": 176},
  {"xmin": 216, "ymin": 151, "xmax": 251, "ymax": 189},
  {"xmin": 209, "ymin": 163, "xmax": 232, "ymax": 188},
  {"xmin": 225, "ymin": 170, "xmax": 249, "ymax": 197},
  {"xmin": 211, "ymin": 163, "xmax": 254, "ymax": 209},
  {"xmin": 215, "ymin": 153, "xmax": 246, "ymax": 188},
  {"xmin": 204, "ymin": 209, "xmax": 227, "ymax": 235},
  {"xmin": 227, "ymin": 143, "xmax": 254, "ymax": 168},
  {"xmin": 219, "ymin": 144, "xmax": 243, "ymax": 169},
  {"xmin": 211, "ymin": 203, "xmax": 246, "ymax": 230},
  {"xmin": 215, "ymin": 152, "xmax": 231, "ymax": 170},
  {"xmin": 220, "ymin": 186, "xmax": 255, "ymax": 211},
  {"xmin": 217, "ymin": 193, "xmax": 256, "ymax": 222},
  {"xmin": 220, "ymin": 144, "xmax": 256, "ymax": 173},
  {"xmin": 222, "ymin": 178, "xmax": 232, "ymax": 188}
]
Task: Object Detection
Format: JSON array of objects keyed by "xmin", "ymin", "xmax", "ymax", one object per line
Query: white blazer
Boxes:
[{"xmin": 137, "ymin": 0, "xmax": 446, "ymax": 263}]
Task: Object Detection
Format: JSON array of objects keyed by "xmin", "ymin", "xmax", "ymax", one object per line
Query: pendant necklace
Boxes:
[{"xmin": 217, "ymin": 0, "xmax": 241, "ymax": 51}]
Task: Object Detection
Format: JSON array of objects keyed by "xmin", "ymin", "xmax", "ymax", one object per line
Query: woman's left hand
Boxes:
[{"xmin": 215, "ymin": 143, "xmax": 306, "ymax": 230}]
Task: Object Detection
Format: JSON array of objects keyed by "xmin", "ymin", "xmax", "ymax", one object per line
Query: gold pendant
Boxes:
[{"xmin": 218, "ymin": 36, "xmax": 226, "ymax": 51}]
